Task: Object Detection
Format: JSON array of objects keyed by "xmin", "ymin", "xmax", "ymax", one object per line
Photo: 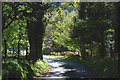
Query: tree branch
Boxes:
[
  {"xmin": 2, "ymin": 19, "xmax": 14, "ymax": 31},
  {"xmin": 2, "ymin": 3, "xmax": 24, "ymax": 31}
]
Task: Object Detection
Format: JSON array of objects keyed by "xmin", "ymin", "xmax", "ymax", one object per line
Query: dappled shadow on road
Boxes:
[{"xmin": 43, "ymin": 57, "xmax": 95, "ymax": 78}]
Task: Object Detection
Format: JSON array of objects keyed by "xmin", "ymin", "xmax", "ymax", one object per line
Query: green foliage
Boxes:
[
  {"xmin": 45, "ymin": 8, "xmax": 77, "ymax": 51},
  {"xmin": 2, "ymin": 59, "xmax": 24, "ymax": 78},
  {"xmin": 81, "ymin": 58, "xmax": 119, "ymax": 78},
  {"xmin": 2, "ymin": 59, "xmax": 50, "ymax": 78},
  {"xmin": 69, "ymin": 2, "xmax": 117, "ymax": 58},
  {"xmin": 30, "ymin": 59, "xmax": 51, "ymax": 76},
  {"xmin": 42, "ymin": 48, "xmax": 51, "ymax": 55},
  {"xmin": 2, "ymin": 2, "xmax": 119, "ymax": 78},
  {"xmin": 2, "ymin": 2, "xmax": 30, "ymax": 57}
]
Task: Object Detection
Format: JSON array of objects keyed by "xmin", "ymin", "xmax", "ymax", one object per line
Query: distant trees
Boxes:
[
  {"xmin": 42, "ymin": 2, "xmax": 119, "ymax": 60},
  {"xmin": 43, "ymin": 3, "xmax": 78, "ymax": 52}
]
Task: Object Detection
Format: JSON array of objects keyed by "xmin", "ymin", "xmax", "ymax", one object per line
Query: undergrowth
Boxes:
[
  {"xmin": 81, "ymin": 58, "xmax": 118, "ymax": 78},
  {"xmin": 2, "ymin": 58, "xmax": 50, "ymax": 79}
]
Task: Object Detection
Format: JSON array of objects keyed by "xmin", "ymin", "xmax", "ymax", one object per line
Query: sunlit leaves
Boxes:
[
  {"xmin": 61, "ymin": 3, "xmax": 66, "ymax": 6},
  {"xmin": 18, "ymin": 5, "xmax": 25, "ymax": 11},
  {"xmin": 106, "ymin": 29, "xmax": 114, "ymax": 33},
  {"xmin": 47, "ymin": 10, "xmax": 77, "ymax": 50}
]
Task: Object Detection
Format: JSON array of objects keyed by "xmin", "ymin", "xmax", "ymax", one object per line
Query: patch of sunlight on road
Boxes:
[
  {"xmin": 50, "ymin": 62, "xmax": 65, "ymax": 67},
  {"xmin": 41, "ymin": 56, "xmax": 95, "ymax": 78},
  {"xmin": 43, "ymin": 56, "xmax": 78, "ymax": 78}
]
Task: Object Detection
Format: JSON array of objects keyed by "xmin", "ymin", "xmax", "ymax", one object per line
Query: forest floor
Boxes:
[{"xmin": 34, "ymin": 56, "xmax": 97, "ymax": 79}]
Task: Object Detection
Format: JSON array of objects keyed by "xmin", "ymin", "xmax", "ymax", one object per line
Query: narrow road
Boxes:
[{"xmin": 35, "ymin": 56, "xmax": 97, "ymax": 79}]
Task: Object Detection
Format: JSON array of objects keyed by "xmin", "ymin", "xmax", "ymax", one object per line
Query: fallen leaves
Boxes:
[{"xmin": 61, "ymin": 3, "xmax": 66, "ymax": 5}]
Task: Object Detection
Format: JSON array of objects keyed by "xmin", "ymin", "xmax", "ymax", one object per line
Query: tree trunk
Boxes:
[
  {"xmin": 90, "ymin": 44, "xmax": 93, "ymax": 59},
  {"xmin": 81, "ymin": 48, "xmax": 86, "ymax": 60},
  {"xmin": 18, "ymin": 41, "xmax": 20, "ymax": 60},
  {"xmin": 114, "ymin": 2, "xmax": 120, "ymax": 77},
  {"xmin": 26, "ymin": 46, "xmax": 28, "ymax": 59},
  {"xmin": 118, "ymin": 3, "xmax": 120, "ymax": 77},
  {"xmin": 90, "ymin": 48, "xmax": 93, "ymax": 59},
  {"xmin": 110, "ymin": 44, "xmax": 113, "ymax": 58},
  {"xmin": 4, "ymin": 40, "xmax": 7, "ymax": 58},
  {"xmin": 13, "ymin": 47, "xmax": 15, "ymax": 55},
  {"xmin": 100, "ymin": 28, "xmax": 105, "ymax": 58},
  {"xmin": 27, "ymin": 19, "xmax": 45, "ymax": 61},
  {"xmin": 114, "ymin": 3, "xmax": 119, "ymax": 59}
]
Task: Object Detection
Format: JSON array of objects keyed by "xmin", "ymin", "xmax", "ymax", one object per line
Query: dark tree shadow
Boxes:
[{"xmin": 42, "ymin": 57, "xmax": 97, "ymax": 79}]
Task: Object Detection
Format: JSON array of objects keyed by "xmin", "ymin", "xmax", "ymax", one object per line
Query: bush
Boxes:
[
  {"xmin": 81, "ymin": 58, "xmax": 119, "ymax": 78},
  {"xmin": 2, "ymin": 59, "xmax": 24, "ymax": 78},
  {"xmin": 42, "ymin": 48, "xmax": 51, "ymax": 55},
  {"xmin": 30, "ymin": 59, "xmax": 50, "ymax": 77},
  {"xmin": 2, "ymin": 58, "xmax": 51, "ymax": 79}
]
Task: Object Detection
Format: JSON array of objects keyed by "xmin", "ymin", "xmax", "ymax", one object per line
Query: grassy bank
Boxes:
[
  {"xmin": 2, "ymin": 58, "xmax": 51, "ymax": 79},
  {"xmin": 81, "ymin": 58, "xmax": 118, "ymax": 78},
  {"xmin": 44, "ymin": 55, "xmax": 119, "ymax": 78}
]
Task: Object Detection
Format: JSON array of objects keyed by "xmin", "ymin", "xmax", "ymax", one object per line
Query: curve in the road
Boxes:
[{"xmin": 38, "ymin": 56, "xmax": 97, "ymax": 79}]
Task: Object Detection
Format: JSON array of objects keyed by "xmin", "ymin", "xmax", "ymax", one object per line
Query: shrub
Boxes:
[
  {"xmin": 2, "ymin": 59, "xmax": 24, "ymax": 78},
  {"xmin": 31, "ymin": 59, "xmax": 51, "ymax": 77},
  {"xmin": 2, "ymin": 58, "xmax": 51, "ymax": 78}
]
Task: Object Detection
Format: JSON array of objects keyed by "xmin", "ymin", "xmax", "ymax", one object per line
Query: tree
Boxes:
[
  {"xmin": 17, "ymin": 2, "xmax": 49, "ymax": 61},
  {"xmin": 113, "ymin": 2, "xmax": 120, "ymax": 76},
  {"xmin": 46, "ymin": 9, "xmax": 76, "ymax": 51},
  {"xmin": 2, "ymin": 2, "xmax": 29, "ymax": 59},
  {"xmin": 74, "ymin": 2, "xmax": 117, "ymax": 58},
  {"xmin": 2, "ymin": 2, "xmax": 50, "ymax": 61}
]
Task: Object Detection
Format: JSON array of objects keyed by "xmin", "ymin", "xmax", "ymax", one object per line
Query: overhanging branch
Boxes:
[
  {"xmin": 2, "ymin": 19, "xmax": 14, "ymax": 31},
  {"xmin": 2, "ymin": 3, "xmax": 25, "ymax": 31}
]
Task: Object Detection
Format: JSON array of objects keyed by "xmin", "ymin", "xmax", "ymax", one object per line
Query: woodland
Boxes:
[{"xmin": 2, "ymin": 2, "xmax": 120, "ymax": 79}]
